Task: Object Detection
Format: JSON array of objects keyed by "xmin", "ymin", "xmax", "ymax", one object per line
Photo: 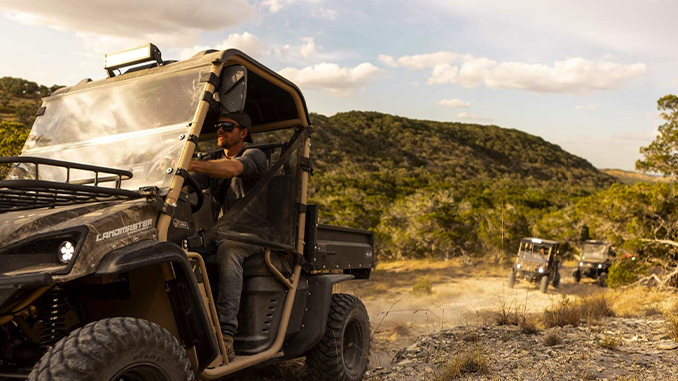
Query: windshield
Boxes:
[
  {"xmin": 8, "ymin": 65, "xmax": 209, "ymax": 191},
  {"xmin": 581, "ymin": 243, "xmax": 609, "ymax": 260}
]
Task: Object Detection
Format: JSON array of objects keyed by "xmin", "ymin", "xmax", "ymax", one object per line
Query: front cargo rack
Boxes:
[{"xmin": 0, "ymin": 156, "xmax": 140, "ymax": 213}]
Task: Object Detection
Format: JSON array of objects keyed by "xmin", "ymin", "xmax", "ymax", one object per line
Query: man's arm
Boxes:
[{"xmin": 188, "ymin": 159, "xmax": 244, "ymax": 179}]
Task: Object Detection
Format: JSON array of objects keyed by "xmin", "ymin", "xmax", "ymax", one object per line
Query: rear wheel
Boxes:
[
  {"xmin": 306, "ymin": 293, "xmax": 370, "ymax": 381},
  {"xmin": 29, "ymin": 317, "xmax": 194, "ymax": 381},
  {"xmin": 507, "ymin": 271, "xmax": 516, "ymax": 289},
  {"xmin": 551, "ymin": 271, "xmax": 560, "ymax": 288},
  {"xmin": 539, "ymin": 275, "xmax": 549, "ymax": 293}
]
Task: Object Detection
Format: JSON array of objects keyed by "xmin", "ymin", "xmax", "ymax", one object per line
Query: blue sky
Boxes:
[{"xmin": 0, "ymin": 0, "xmax": 676, "ymax": 170}]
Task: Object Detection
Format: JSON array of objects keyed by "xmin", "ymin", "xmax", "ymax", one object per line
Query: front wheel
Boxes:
[
  {"xmin": 30, "ymin": 317, "xmax": 194, "ymax": 381},
  {"xmin": 572, "ymin": 269, "xmax": 581, "ymax": 283},
  {"xmin": 306, "ymin": 293, "xmax": 370, "ymax": 381},
  {"xmin": 539, "ymin": 275, "xmax": 549, "ymax": 293}
]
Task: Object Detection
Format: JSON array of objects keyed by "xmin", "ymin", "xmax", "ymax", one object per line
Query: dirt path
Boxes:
[{"xmin": 336, "ymin": 260, "xmax": 603, "ymax": 370}]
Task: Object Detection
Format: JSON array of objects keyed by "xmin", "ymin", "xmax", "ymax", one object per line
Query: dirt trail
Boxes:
[{"xmin": 336, "ymin": 260, "xmax": 602, "ymax": 370}]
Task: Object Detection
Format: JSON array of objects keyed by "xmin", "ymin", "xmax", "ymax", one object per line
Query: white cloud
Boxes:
[
  {"xmin": 378, "ymin": 55, "xmax": 399, "ymax": 68},
  {"xmin": 278, "ymin": 62, "xmax": 379, "ymax": 97},
  {"xmin": 456, "ymin": 112, "xmax": 492, "ymax": 122},
  {"xmin": 300, "ymin": 37, "xmax": 317, "ymax": 58},
  {"xmin": 575, "ymin": 104, "xmax": 599, "ymax": 110},
  {"xmin": 0, "ymin": 0, "xmax": 255, "ymax": 48},
  {"xmin": 311, "ymin": 8, "xmax": 337, "ymax": 20},
  {"xmin": 438, "ymin": 99, "xmax": 471, "ymax": 108},
  {"xmin": 260, "ymin": 0, "xmax": 321, "ymax": 13},
  {"xmin": 383, "ymin": 50, "xmax": 646, "ymax": 94},
  {"xmin": 261, "ymin": 0, "xmax": 283, "ymax": 13},
  {"xmin": 380, "ymin": 52, "xmax": 459, "ymax": 70},
  {"xmin": 179, "ymin": 32, "xmax": 262, "ymax": 60}
]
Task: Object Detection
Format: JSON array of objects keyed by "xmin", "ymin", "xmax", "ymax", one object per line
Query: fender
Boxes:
[
  {"xmin": 95, "ymin": 240, "xmax": 218, "ymax": 373},
  {"xmin": 281, "ymin": 274, "xmax": 354, "ymax": 358}
]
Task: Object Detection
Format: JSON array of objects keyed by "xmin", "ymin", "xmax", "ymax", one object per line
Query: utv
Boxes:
[
  {"xmin": 0, "ymin": 44, "xmax": 375, "ymax": 380},
  {"xmin": 572, "ymin": 240, "xmax": 615, "ymax": 287},
  {"xmin": 508, "ymin": 238, "xmax": 561, "ymax": 293}
]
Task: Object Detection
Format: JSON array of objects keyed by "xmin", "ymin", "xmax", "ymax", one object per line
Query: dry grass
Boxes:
[
  {"xmin": 519, "ymin": 318, "xmax": 540, "ymax": 334},
  {"xmin": 543, "ymin": 297, "xmax": 580, "ymax": 328},
  {"xmin": 579, "ymin": 294, "xmax": 615, "ymax": 323},
  {"xmin": 543, "ymin": 330, "xmax": 562, "ymax": 346},
  {"xmin": 435, "ymin": 346, "xmax": 489, "ymax": 380},
  {"xmin": 461, "ymin": 329, "xmax": 480, "ymax": 343},
  {"xmin": 597, "ymin": 332, "xmax": 623, "ymax": 350},
  {"xmin": 664, "ymin": 311, "xmax": 678, "ymax": 342},
  {"xmin": 608, "ymin": 288, "xmax": 668, "ymax": 317}
]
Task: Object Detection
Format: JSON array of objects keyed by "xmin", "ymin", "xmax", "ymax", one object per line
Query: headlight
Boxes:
[
  {"xmin": 579, "ymin": 262, "xmax": 583, "ymax": 267},
  {"xmin": 598, "ymin": 264, "xmax": 603, "ymax": 269},
  {"xmin": 1, "ymin": 229, "xmax": 85, "ymax": 274},
  {"xmin": 631, "ymin": 256, "xmax": 636, "ymax": 261},
  {"xmin": 538, "ymin": 268, "xmax": 544, "ymax": 273},
  {"xmin": 58, "ymin": 241, "xmax": 76, "ymax": 264},
  {"xmin": 516, "ymin": 263, "xmax": 521, "ymax": 269}
]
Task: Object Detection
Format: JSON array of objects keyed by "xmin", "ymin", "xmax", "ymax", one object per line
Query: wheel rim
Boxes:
[
  {"xmin": 111, "ymin": 363, "xmax": 171, "ymax": 381},
  {"xmin": 343, "ymin": 319, "xmax": 363, "ymax": 370}
]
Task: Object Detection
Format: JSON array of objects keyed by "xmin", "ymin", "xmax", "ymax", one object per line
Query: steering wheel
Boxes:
[{"xmin": 181, "ymin": 171, "xmax": 204, "ymax": 213}]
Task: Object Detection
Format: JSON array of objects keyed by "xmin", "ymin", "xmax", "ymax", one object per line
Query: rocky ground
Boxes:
[{"xmin": 366, "ymin": 316, "xmax": 678, "ymax": 381}]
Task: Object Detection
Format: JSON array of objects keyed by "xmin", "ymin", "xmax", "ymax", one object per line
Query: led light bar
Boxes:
[{"xmin": 104, "ymin": 43, "xmax": 162, "ymax": 77}]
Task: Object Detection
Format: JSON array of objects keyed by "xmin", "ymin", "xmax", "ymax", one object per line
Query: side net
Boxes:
[{"xmin": 204, "ymin": 128, "xmax": 308, "ymax": 251}]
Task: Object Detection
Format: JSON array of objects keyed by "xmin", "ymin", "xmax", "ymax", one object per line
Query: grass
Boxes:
[
  {"xmin": 597, "ymin": 332, "xmax": 623, "ymax": 350},
  {"xmin": 579, "ymin": 293, "xmax": 614, "ymax": 323},
  {"xmin": 664, "ymin": 310, "xmax": 678, "ymax": 342},
  {"xmin": 543, "ymin": 330, "xmax": 562, "ymax": 346},
  {"xmin": 435, "ymin": 346, "xmax": 489, "ymax": 380},
  {"xmin": 543, "ymin": 297, "xmax": 580, "ymax": 328}
]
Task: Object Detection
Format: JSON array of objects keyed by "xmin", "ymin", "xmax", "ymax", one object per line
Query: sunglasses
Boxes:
[{"xmin": 214, "ymin": 121, "xmax": 239, "ymax": 132}]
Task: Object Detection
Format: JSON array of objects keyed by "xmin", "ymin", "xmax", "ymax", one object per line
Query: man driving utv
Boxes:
[{"xmin": 188, "ymin": 112, "xmax": 268, "ymax": 361}]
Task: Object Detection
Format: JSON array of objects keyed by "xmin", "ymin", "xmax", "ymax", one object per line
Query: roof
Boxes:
[
  {"xmin": 51, "ymin": 49, "xmax": 311, "ymax": 133},
  {"xmin": 520, "ymin": 237, "xmax": 560, "ymax": 245}
]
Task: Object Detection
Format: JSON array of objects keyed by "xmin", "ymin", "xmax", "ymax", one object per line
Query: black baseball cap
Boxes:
[{"xmin": 219, "ymin": 112, "xmax": 252, "ymax": 143}]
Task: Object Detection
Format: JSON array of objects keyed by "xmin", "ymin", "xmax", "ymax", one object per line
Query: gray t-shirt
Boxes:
[{"xmin": 197, "ymin": 148, "xmax": 270, "ymax": 238}]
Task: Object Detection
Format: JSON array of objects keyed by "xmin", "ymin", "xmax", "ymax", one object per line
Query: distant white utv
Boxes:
[
  {"xmin": 0, "ymin": 44, "xmax": 375, "ymax": 381},
  {"xmin": 508, "ymin": 237, "xmax": 561, "ymax": 293}
]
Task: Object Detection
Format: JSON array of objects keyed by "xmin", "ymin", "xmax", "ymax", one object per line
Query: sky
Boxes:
[{"xmin": 0, "ymin": 0, "xmax": 676, "ymax": 170}]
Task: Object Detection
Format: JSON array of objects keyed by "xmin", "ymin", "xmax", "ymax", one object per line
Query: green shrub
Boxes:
[
  {"xmin": 412, "ymin": 276, "xmax": 433, "ymax": 295},
  {"xmin": 606, "ymin": 259, "xmax": 640, "ymax": 288},
  {"xmin": 0, "ymin": 121, "xmax": 29, "ymax": 178}
]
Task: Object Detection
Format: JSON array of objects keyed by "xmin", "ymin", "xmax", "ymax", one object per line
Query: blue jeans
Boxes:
[{"xmin": 214, "ymin": 240, "xmax": 264, "ymax": 336}]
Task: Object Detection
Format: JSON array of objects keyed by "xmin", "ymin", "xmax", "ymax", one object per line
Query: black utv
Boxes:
[
  {"xmin": 0, "ymin": 44, "xmax": 374, "ymax": 381},
  {"xmin": 508, "ymin": 238, "xmax": 561, "ymax": 293},
  {"xmin": 572, "ymin": 240, "xmax": 615, "ymax": 287}
]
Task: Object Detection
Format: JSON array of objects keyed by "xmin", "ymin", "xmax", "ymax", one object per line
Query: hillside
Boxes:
[
  {"xmin": 601, "ymin": 168, "xmax": 672, "ymax": 185},
  {"xmin": 306, "ymin": 111, "xmax": 617, "ymax": 259}
]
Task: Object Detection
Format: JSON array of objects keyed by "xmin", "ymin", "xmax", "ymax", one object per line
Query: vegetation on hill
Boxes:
[
  {"xmin": 0, "ymin": 77, "xmax": 61, "ymax": 126},
  {"xmin": 307, "ymin": 111, "xmax": 617, "ymax": 261}
]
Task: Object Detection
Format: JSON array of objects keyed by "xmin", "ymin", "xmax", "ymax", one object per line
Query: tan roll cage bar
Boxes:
[{"xmin": 154, "ymin": 50, "xmax": 312, "ymax": 377}]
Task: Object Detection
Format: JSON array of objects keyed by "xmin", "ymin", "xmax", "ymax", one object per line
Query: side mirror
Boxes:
[{"xmin": 216, "ymin": 65, "xmax": 247, "ymax": 114}]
